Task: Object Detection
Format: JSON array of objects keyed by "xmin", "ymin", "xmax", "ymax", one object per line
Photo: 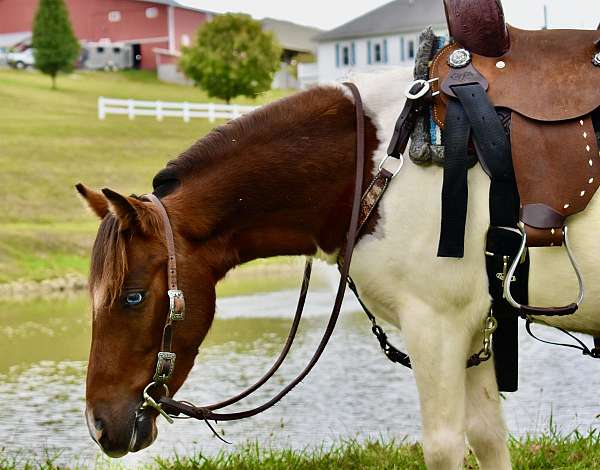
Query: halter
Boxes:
[{"xmin": 139, "ymin": 82, "xmax": 394, "ymax": 424}]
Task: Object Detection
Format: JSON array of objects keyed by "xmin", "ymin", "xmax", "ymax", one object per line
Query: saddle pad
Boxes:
[{"xmin": 431, "ymin": 25, "xmax": 600, "ymax": 126}]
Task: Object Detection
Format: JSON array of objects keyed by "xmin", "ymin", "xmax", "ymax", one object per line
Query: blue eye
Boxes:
[{"xmin": 124, "ymin": 292, "xmax": 144, "ymax": 306}]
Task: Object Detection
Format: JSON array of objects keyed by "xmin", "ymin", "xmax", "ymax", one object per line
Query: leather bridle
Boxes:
[{"xmin": 138, "ymin": 82, "xmax": 402, "ymax": 425}]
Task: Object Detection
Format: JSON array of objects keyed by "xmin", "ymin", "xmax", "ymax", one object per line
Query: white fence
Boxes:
[{"xmin": 98, "ymin": 97, "xmax": 258, "ymax": 123}]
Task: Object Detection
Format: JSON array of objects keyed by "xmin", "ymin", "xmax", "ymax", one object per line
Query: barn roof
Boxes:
[
  {"xmin": 134, "ymin": 0, "xmax": 213, "ymax": 14},
  {"xmin": 316, "ymin": 0, "xmax": 447, "ymax": 42}
]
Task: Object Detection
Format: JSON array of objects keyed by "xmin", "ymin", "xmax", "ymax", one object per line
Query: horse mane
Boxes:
[
  {"xmin": 91, "ymin": 86, "xmax": 350, "ymax": 303},
  {"xmin": 90, "ymin": 213, "xmax": 128, "ymax": 307},
  {"xmin": 152, "ymin": 86, "xmax": 348, "ymax": 196}
]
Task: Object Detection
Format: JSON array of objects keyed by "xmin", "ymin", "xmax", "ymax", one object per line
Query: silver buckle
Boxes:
[
  {"xmin": 503, "ymin": 225, "xmax": 584, "ymax": 310},
  {"xmin": 153, "ymin": 351, "xmax": 176, "ymax": 383},
  {"xmin": 404, "ymin": 78, "xmax": 439, "ymax": 100},
  {"xmin": 168, "ymin": 289, "xmax": 185, "ymax": 321}
]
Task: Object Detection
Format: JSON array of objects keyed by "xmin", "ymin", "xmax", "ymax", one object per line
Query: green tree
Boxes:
[
  {"xmin": 180, "ymin": 13, "xmax": 282, "ymax": 103},
  {"xmin": 32, "ymin": 0, "xmax": 80, "ymax": 89}
]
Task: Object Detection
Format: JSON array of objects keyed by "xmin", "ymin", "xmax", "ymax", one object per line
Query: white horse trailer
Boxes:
[{"xmin": 82, "ymin": 42, "xmax": 133, "ymax": 71}]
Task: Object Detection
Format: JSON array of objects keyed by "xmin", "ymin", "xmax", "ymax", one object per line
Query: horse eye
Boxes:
[{"xmin": 124, "ymin": 292, "xmax": 145, "ymax": 306}]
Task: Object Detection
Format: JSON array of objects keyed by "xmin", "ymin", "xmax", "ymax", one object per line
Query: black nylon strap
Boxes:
[
  {"xmin": 437, "ymin": 99, "xmax": 471, "ymax": 258},
  {"xmin": 451, "ymin": 84, "xmax": 513, "ymax": 181}
]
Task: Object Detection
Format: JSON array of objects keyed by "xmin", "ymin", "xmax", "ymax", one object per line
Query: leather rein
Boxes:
[{"xmin": 139, "ymin": 83, "xmax": 401, "ymax": 426}]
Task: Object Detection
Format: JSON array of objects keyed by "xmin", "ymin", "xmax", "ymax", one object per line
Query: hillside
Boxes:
[{"xmin": 0, "ymin": 69, "xmax": 292, "ymax": 283}]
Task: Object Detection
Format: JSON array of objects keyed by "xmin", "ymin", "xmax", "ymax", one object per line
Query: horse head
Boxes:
[
  {"xmin": 76, "ymin": 86, "xmax": 379, "ymax": 457},
  {"xmin": 76, "ymin": 184, "xmax": 219, "ymax": 456}
]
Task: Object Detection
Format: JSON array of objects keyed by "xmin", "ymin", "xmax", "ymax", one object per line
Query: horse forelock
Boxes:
[{"xmin": 90, "ymin": 214, "xmax": 128, "ymax": 311}]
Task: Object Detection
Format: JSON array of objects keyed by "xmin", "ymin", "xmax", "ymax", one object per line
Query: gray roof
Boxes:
[
  {"xmin": 261, "ymin": 18, "xmax": 322, "ymax": 53},
  {"xmin": 316, "ymin": 0, "xmax": 447, "ymax": 42},
  {"xmin": 0, "ymin": 31, "xmax": 31, "ymax": 48}
]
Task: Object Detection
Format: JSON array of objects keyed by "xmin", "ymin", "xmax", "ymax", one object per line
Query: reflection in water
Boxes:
[{"xmin": 1, "ymin": 286, "xmax": 599, "ymax": 467}]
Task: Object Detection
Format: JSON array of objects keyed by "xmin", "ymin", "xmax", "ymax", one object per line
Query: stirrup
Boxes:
[{"xmin": 503, "ymin": 225, "xmax": 584, "ymax": 316}]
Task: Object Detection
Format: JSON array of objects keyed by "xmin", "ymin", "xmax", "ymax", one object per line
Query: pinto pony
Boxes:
[{"xmin": 78, "ymin": 68, "xmax": 600, "ymax": 469}]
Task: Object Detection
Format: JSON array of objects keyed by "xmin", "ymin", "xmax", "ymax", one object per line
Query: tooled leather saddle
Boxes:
[{"xmin": 414, "ymin": 0, "xmax": 600, "ymax": 390}]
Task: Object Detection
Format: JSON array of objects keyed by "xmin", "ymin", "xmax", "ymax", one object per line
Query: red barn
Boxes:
[{"xmin": 0, "ymin": 0, "xmax": 212, "ymax": 69}]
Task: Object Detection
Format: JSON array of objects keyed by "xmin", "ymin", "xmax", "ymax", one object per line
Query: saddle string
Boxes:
[{"xmin": 524, "ymin": 319, "xmax": 600, "ymax": 359}]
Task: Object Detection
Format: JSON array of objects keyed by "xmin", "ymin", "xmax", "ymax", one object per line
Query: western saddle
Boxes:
[
  {"xmin": 430, "ymin": 0, "xmax": 600, "ymax": 310},
  {"xmin": 398, "ymin": 0, "xmax": 600, "ymax": 389}
]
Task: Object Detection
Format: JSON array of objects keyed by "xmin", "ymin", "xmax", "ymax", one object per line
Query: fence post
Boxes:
[
  {"xmin": 208, "ymin": 103, "xmax": 215, "ymax": 123},
  {"xmin": 183, "ymin": 102, "xmax": 190, "ymax": 123},
  {"xmin": 156, "ymin": 101, "xmax": 163, "ymax": 121},
  {"xmin": 128, "ymin": 99, "xmax": 135, "ymax": 120},
  {"xmin": 98, "ymin": 97, "xmax": 105, "ymax": 120},
  {"xmin": 232, "ymin": 104, "xmax": 240, "ymax": 119}
]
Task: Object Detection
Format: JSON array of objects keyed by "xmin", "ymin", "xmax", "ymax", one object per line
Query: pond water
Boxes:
[{"xmin": 1, "ymin": 263, "xmax": 599, "ymax": 467}]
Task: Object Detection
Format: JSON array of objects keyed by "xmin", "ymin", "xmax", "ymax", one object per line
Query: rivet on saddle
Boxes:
[{"xmin": 432, "ymin": 0, "xmax": 600, "ymax": 318}]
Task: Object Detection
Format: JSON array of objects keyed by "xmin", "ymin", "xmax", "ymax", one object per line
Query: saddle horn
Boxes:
[{"xmin": 443, "ymin": 0, "xmax": 510, "ymax": 57}]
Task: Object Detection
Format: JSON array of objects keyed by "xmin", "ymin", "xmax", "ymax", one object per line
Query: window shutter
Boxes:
[
  {"xmin": 400, "ymin": 37, "xmax": 405, "ymax": 62},
  {"xmin": 367, "ymin": 40, "xmax": 372, "ymax": 64},
  {"xmin": 351, "ymin": 41, "xmax": 356, "ymax": 65},
  {"xmin": 335, "ymin": 43, "xmax": 340, "ymax": 67},
  {"xmin": 383, "ymin": 39, "xmax": 388, "ymax": 63}
]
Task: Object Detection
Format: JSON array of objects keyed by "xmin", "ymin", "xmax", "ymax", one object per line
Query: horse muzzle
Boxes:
[{"xmin": 85, "ymin": 404, "xmax": 158, "ymax": 457}]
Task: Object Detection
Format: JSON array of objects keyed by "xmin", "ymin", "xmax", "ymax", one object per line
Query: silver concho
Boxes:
[
  {"xmin": 593, "ymin": 52, "xmax": 600, "ymax": 67},
  {"xmin": 448, "ymin": 48, "xmax": 472, "ymax": 68}
]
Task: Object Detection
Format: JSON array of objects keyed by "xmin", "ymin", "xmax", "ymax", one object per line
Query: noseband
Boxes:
[{"xmin": 139, "ymin": 83, "xmax": 403, "ymax": 426}]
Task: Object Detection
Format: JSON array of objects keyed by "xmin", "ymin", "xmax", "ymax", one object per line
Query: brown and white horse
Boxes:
[{"xmin": 78, "ymin": 68, "xmax": 600, "ymax": 469}]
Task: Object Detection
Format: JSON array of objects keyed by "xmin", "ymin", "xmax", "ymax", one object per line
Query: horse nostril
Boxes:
[{"xmin": 95, "ymin": 419, "xmax": 104, "ymax": 435}]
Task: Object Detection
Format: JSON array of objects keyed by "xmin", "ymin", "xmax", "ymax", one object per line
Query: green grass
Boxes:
[
  {"xmin": 0, "ymin": 69, "xmax": 294, "ymax": 283},
  {"xmin": 2, "ymin": 432, "xmax": 600, "ymax": 469}
]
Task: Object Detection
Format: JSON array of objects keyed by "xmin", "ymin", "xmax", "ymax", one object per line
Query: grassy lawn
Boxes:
[
  {"xmin": 2, "ymin": 433, "xmax": 600, "ymax": 469},
  {"xmin": 0, "ymin": 69, "xmax": 294, "ymax": 284}
]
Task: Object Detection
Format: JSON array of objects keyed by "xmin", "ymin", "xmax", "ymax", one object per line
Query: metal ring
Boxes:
[
  {"xmin": 141, "ymin": 381, "xmax": 174, "ymax": 424},
  {"xmin": 378, "ymin": 154, "xmax": 404, "ymax": 178}
]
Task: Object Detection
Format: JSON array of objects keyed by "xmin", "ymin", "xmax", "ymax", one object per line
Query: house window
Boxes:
[
  {"xmin": 108, "ymin": 11, "xmax": 121, "ymax": 22},
  {"xmin": 335, "ymin": 42, "xmax": 355, "ymax": 67},
  {"xmin": 113, "ymin": 47, "xmax": 121, "ymax": 54},
  {"xmin": 408, "ymin": 39, "xmax": 415, "ymax": 59},
  {"xmin": 96, "ymin": 47, "xmax": 105, "ymax": 53},
  {"xmin": 145, "ymin": 7, "xmax": 158, "ymax": 18},
  {"xmin": 181, "ymin": 34, "xmax": 190, "ymax": 47},
  {"xmin": 374, "ymin": 44, "xmax": 382, "ymax": 63},
  {"xmin": 368, "ymin": 40, "xmax": 388, "ymax": 64},
  {"xmin": 342, "ymin": 46, "xmax": 350, "ymax": 66}
]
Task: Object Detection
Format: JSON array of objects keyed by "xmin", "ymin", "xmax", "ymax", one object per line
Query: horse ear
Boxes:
[
  {"xmin": 75, "ymin": 183, "xmax": 109, "ymax": 219},
  {"xmin": 101, "ymin": 187, "xmax": 156, "ymax": 233}
]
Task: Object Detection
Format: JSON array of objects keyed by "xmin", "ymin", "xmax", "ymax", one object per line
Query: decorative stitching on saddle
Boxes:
[{"xmin": 430, "ymin": 43, "xmax": 457, "ymax": 129}]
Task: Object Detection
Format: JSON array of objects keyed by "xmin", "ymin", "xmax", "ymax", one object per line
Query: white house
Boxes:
[{"xmin": 313, "ymin": 0, "xmax": 448, "ymax": 84}]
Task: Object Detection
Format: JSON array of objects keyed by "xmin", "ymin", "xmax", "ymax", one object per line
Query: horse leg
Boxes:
[
  {"xmin": 465, "ymin": 337, "xmax": 512, "ymax": 470},
  {"xmin": 401, "ymin": 304, "xmax": 472, "ymax": 470}
]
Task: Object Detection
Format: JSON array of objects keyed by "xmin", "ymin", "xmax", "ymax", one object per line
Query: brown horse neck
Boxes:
[{"xmin": 156, "ymin": 86, "xmax": 379, "ymax": 278}]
